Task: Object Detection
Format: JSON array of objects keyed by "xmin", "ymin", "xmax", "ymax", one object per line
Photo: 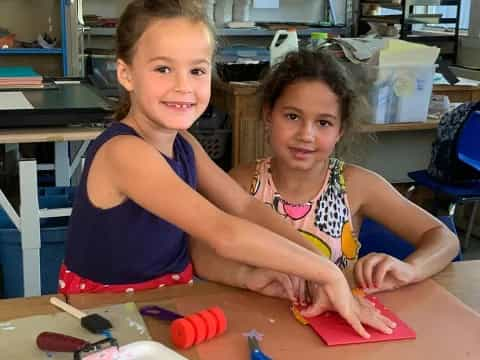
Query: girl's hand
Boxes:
[
  {"xmin": 354, "ymin": 253, "xmax": 417, "ymax": 293},
  {"xmin": 300, "ymin": 278, "xmax": 396, "ymax": 339},
  {"xmin": 289, "ymin": 275, "xmax": 309, "ymax": 307},
  {"xmin": 244, "ymin": 268, "xmax": 298, "ymax": 301}
]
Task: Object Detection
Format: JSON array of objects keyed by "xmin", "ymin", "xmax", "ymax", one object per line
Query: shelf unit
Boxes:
[
  {"xmin": 0, "ymin": 0, "xmax": 69, "ymax": 76},
  {"xmin": 84, "ymin": 25, "xmax": 347, "ymax": 39},
  {"xmin": 356, "ymin": 0, "xmax": 461, "ymax": 63}
]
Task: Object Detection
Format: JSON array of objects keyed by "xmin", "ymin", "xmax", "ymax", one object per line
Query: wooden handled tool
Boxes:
[
  {"xmin": 36, "ymin": 332, "xmax": 89, "ymax": 352},
  {"xmin": 50, "ymin": 297, "xmax": 112, "ymax": 334}
]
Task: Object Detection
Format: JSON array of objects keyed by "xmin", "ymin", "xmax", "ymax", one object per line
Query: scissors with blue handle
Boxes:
[{"xmin": 248, "ymin": 336, "xmax": 272, "ymax": 360}]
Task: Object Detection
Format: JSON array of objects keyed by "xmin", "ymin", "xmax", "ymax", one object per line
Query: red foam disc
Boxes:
[
  {"xmin": 185, "ymin": 313, "xmax": 207, "ymax": 344},
  {"xmin": 170, "ymin": 318, "xmax": 195, "ymax": 349},
  {"xmin": 197, "ymin": 309, "xmax": 218, "ymax": 340},
  {"xmin": 208, "ymin": 306, "xmax": 227, "ymax": 335}
]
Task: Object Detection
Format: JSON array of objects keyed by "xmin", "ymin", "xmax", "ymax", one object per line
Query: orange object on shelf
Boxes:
[{"xmin": 0, "ymin": 33, "xmax": 16, "ymax": 48}]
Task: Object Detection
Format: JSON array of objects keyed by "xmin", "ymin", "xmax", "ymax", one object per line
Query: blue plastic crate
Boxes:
[
  {"xmin": 0, "ymin": 224, "xmax": 67, "ymax": 298},
  {"xmin": 0, "ymin": 186, "xmax": 75, "ymax": 298}
]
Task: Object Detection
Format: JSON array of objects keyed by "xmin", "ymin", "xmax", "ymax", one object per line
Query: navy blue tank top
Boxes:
[{"xmin": 64, "ymin": 122, "xmax": 196, "ymax": 284}]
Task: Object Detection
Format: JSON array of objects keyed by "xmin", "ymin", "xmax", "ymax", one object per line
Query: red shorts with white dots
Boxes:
[{"xmin": 57, "ymin": 263, "xmax": 193, "ymax": 295}]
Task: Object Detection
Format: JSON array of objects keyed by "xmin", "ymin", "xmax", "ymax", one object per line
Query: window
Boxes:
[
  {"xmin": 427, "ymin": 0, "xmax": 470, "ymax": 31},
  {"xmin": 378, "ymin": 1, "xmax": 470, "ymax": 32}
]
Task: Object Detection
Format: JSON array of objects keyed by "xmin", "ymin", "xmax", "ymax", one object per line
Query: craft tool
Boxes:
[
  {"xmin": 50, "ymin": 297, "xmax": 113, "ymax": 334},
  {"xmin": 36, "ymin": 331, "xmax": 119, "ymax": 359},
  {"xmin": 36, "ymin": 331, "xmax": 90, "ymax": 352},
  {"xmin": 247, "ymin": 335, "xmax": 272, "ymax": 360},
  {"xmin": 140, "ymin": 305, "xmax": 227, "ymax": 349}
]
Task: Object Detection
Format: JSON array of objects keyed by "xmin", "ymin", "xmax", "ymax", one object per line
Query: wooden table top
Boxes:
[
  {"xmin": 0, "ymin": 293, "xmax": 66, "ymax": 322},
  {"xmin": 1, "ymin": 261, "xmax": 477, "ymax": 321},
  {"xmin": 0, "ymin": 126, "xmax": 103, "ymax": 144},
  {"xmin": 0, "ymin": 261, "xmax": 478, "ymax": 360},
  {"xmin": 431, "ymin": 259, "xmax": 480, "ymax": 312}
]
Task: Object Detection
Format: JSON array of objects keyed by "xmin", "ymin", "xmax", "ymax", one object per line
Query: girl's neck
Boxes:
[
  {"xmin": 122, "ymin": 113, "xmax": 177, "ymax": 158},
  {"xmin": 270, "ymin": 157, "xmax": 330, "ymax": 204}
]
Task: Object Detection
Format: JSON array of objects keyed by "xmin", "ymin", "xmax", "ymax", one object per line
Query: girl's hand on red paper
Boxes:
[
  {"xmin": 354, "ymin": 253, "xmax": 417, "ymax": 294},
  {"xmin": 300, "ymin": 278, "xmax": 396, "ymax": 339}
]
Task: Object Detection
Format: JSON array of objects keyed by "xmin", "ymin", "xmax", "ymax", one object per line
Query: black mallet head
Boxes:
[{"xmin": 81, "ymin": 314, "xmax": 113, "ymax": 334}]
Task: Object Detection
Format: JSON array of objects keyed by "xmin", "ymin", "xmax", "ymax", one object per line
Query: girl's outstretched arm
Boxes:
[
  {"xmin": 189, "ymin": 238, "xmax": 298, "ymax": 301},
  {"xmin": 346, "ymin": 165, "xmax": 460, "ymax": 291}
]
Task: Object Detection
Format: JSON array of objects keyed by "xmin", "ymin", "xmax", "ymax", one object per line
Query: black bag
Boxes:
[{"xmin": 427, "ymin": 101, "xmax": 480, "ymax": 185}]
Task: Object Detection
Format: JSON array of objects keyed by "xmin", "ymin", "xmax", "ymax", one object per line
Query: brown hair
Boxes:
[
  {"xmin": 261, "ymin": 49, "xmax": 369, "ymax": 156},
  {"xmin": 114, "ymin": 0, "xmax": 216, "ymax": 120}
]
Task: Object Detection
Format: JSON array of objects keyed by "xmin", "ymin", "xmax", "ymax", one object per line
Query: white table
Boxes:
[{"xmin": 0, "ymin": 126, "xmax": 103, "ymax": 296}]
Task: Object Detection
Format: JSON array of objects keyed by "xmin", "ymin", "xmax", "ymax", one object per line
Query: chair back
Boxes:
[
  {"xmin": 457, "ymin": 110, "xmax": 480, "ymax": 172},
  {"xmin": 358, "ymin": 215, "xmax": 462, "ymax": 261}
]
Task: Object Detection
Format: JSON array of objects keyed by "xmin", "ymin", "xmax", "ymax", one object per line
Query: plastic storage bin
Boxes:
[
  {"xmin": 350, "ymin": 64, "xmax": 436, "ymax": 124},
  {"xmin": 0, "ymin": 186, "xmax": 75, "ymax": 298},
  {"xmin": 189, "ymin": 105, "xmax": 232, "ymax": 169},
  {"xmin": 215, "ymin": 46, "xmax": 270, "ymax": 82}
]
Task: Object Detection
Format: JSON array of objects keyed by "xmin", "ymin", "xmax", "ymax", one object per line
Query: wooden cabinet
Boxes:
[
  {"xmin": 211, "ymin": 80, "xmax": 264, "ymax": 167},
  {"xmin": 432, "ymin": 84, "xmax": 480, "ymax": 102}
]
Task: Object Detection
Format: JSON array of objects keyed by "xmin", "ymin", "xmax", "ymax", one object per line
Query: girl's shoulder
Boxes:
[
  {"xmin": 343, "ymin": 162, "xmax": 385, "ymax": 184},
  {"xmin": 228, "ymin": 161, "xmax": 258, "ymax": 192},
  {"xmin": 342, "ymin": 162, "xmax": 392, "ymax": 203}
]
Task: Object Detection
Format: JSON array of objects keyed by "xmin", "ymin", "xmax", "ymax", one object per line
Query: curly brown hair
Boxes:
[
  {"xmin": 113, "ymin": 0, "xmax": 216, "ymax": 120},
  {"xmin": 261, "ymin": 49, "xmax": 369, "ymax": 155}
]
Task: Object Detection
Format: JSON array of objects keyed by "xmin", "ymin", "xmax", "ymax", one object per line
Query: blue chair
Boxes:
[
  {"xmin": 359, "ymin": 215, "xmax": 462, "ymax": 261},
  {"xmin": 408, "ymin": 110, "xmax": 480, "ymax": 249}
]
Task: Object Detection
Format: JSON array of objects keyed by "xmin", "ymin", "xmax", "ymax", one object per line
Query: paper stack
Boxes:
[{"xmin": 0, "ymin": 66, "xmax": 43, "ymax": 90}]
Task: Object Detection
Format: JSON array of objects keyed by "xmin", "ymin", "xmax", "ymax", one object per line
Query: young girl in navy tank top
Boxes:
[{"xmin": 61, "ymin": 0, "xmax": 396, "ymax": 339}]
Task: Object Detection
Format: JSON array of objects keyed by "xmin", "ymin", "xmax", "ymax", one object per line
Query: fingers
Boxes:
[
  {"xmin": 357, "ymin": 297, "xmax": 397, "ymax": 335},
  {"xmin": 344, "ymin": 314, "xmax": 371, "ymax": 339},
  {"xmin": 356, "ymin": 253, "xmax": 400, "ymax": 290},
  {"xmin": 355, "ymin": 253, "xmax": 381, "ymax": 289},
  {"xmin": 298, "ymin": 279, "xmax": 307, "ymax": 306},
  {"xmin": 279, "ymin": 274, "xmax": 296, "ymax": 301},
  {"xmin": 299, "ymin": 301, "xmax": 328, "ymax": 318},
  {"xmin": 299, "ymin": 282, "xmax": 330, "ymax": 317},
  {"xmin": 373, "ymin": 259, "xmax": 394, "ymax": 290},
  {"xmin": 289, "ymin": 276, "xmax": 302, "ymax": 305}
]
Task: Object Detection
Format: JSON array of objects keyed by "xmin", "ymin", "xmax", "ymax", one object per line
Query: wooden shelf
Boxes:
[
  {"xmin": 359, "ymin": 120, "xmax": 439, "ymax": 133},
  {"xmin": 358, "ymin": 0, "xmax": 460, "ymax": 64}
]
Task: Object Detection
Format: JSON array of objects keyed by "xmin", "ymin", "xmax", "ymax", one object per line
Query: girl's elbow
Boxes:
[
  {"xmin": 449, "ymin": 233, "xmax": 461, "ymax": 257},
  {"xmin": 210, "ymin": 234, "xmax": 238, "ymax": 260}
]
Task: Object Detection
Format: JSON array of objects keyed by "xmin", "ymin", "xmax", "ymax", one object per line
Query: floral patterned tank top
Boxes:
[{"xmin": 250, "ymin": 158, "xmax": 361, "ymax": 270}]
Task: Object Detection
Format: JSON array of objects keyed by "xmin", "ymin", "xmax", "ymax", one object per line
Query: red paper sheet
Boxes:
[{"xmin": 306, "ymin": 295, "xmax": 416, "ymax": 346}]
